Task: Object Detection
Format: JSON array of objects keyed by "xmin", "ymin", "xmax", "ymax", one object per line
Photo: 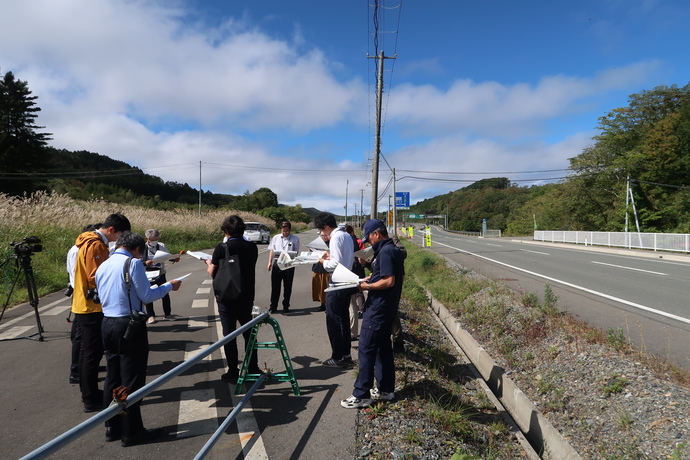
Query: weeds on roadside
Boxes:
[
  {"xmin": 603, "ymin": 375, "xmax": 629, "ymax": 397},
  {"xmin": 617, "ymin": 411, "xmax": 632, "ymax": 430}
]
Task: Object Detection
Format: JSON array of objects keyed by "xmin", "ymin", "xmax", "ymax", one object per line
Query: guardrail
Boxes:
[
  {"xmin": 20, "ymin": 311, "xmax": 271, "ymax": 460},
  {"xmin": 534, "ymin": 230, "xmax": 690, "ymax": 253}
]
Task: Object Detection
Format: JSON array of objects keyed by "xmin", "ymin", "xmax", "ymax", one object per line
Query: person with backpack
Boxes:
[{"xmin": 205, "ymin": 215, "xmax": 261, "ymax": 383}]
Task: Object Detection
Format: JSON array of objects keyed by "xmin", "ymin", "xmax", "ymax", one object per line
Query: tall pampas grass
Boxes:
[{"xmin": 0, "ymin": 191, "xmax": 273, "ymax": 305}]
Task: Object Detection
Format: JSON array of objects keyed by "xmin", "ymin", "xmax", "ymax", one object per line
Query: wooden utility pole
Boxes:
[{"xmin": 369, "ymin": 51, "xmax": 395, "ymax": 219}]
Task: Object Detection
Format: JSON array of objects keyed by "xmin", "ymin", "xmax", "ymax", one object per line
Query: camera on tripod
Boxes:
[{"xmin": 10, "ymin": 236, "xmax": 42, "ymax": 257}]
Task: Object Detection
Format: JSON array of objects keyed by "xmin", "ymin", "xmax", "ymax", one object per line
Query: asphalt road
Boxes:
[
  {"xmin": 0, "ymin": 229, "xmax": 359, "ymax": 460},
  {"xmin": 414, "ymin": 226, "xmax": 690, "ymax": 370}
]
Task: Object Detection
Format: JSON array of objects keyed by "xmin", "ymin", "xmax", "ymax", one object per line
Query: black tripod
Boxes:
[{"xmin": 0, "ymin": 252, "xmax": 45, "ymax": 342}]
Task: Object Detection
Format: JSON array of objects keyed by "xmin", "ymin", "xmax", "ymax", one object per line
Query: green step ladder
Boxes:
[{"xmin": 235, "ymin": 315, "xmax": 300, "ymax": 396}]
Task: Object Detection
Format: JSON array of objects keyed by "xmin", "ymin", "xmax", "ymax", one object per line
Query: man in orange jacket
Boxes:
[{"xmin": 72, "ymin": 213, "xmax": 131, "ymax": 412}]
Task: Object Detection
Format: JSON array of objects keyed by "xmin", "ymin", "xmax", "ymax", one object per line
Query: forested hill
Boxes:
[
  {"xmin": 42, "ymin": 147, "xmax": 238, "ymax": 209},
  {"xmin": 411, "ymin": 83, "xmax": 690, "ymax": 236}
]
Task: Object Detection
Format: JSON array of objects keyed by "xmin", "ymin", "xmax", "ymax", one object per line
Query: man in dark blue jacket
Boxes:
[{"xmin": 341, "ymin": 219, "xmax": 405, "ymax": 409}]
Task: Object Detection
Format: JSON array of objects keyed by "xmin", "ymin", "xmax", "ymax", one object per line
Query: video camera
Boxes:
[{"xmin": 10, "ymin": 236, "xmax": 42, "ymax": 257}]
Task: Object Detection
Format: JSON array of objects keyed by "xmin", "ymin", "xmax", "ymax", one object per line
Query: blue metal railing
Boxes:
[{"xmin": 20, "ymin": 311, "xmax": 271, "ymax": 460}]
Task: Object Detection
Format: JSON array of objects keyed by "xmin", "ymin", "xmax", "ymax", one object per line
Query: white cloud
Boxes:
[
  {"xmin": 0, "ymin": 1, "xmax": 666, "ymax": 214},
  {"xmin": 386, "ymin": 61, "xmax": 660, "ymax": 139}
]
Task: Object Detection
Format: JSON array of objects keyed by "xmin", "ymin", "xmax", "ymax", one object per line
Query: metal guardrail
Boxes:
[
  {"xmin": 20, "ymin": 311, "xmax": 271, "ymax": 460},
  {"xmin": 534, "ymin": 230, "xmax": 690, "ymax": 253}
]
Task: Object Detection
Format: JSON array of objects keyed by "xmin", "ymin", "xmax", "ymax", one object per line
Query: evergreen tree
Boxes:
[{"xmin": 0, "ymin": 70, "xmax": 52, "ymax": 195}]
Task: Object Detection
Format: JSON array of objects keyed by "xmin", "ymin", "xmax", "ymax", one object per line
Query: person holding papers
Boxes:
[
  {"xmin": 141, "ymin": 229, "xmax": 179, "ymax": 323},
  {"xmin": 314, "ymin": 212, "xmax": 355, "ymax": 368},
  {"xmin": 267, "ymin": 221, "xmax": 301, "ymax": 314},
  {"xmin": 341, "ymin": 219, "xmax": 405, "ymax": 409}
]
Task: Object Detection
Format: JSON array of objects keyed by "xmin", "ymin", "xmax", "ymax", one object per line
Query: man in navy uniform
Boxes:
[{"xmin": 341, "ymin": 219, "xmax": 405, "ymax": 409}]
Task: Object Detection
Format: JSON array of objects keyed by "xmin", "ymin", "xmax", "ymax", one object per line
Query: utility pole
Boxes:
[
  {"xmin": 345, "ymin": 180, "xmax": 349, "ymax": 223},
  {"xmin": 198, "ymin": 161, "xmax": 202, "ymax": 217},
  {"xmin": 369, "ymin": 50, "xmax": 395, "ymax": 219},
  {"xmin": 360, "ymin": 189, "xmax": 364, "ymax": 227},
  {"xmin": 392, "ymin": 168, "xmax": 397, "ymax": 236}
]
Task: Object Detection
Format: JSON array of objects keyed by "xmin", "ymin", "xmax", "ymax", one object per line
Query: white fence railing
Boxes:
[{"xmin": 533, "ymin": 231, "xmax": 690, "ymax": 253}]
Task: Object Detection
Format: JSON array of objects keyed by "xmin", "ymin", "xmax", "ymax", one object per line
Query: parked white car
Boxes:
[{"xmin": 244, "ymin": 222, "xmax": 270, "ymax": 244}]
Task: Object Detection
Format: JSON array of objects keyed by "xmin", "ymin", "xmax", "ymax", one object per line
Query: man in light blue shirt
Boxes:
[{"xmin": 96, "ymin": 232, "xmax": 182, "ymax": 447}]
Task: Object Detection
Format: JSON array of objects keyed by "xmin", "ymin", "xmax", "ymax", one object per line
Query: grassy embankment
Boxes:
[
  {"xmin": 390, "ymin": 241, "xmax": 689, "ymax": 457},
  {"xmin": 0, "ymin": 191, "xmax": 309, "ymax": 306}
]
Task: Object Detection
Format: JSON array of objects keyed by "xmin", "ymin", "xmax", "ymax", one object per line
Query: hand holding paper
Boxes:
[{"xmin": 324, "ymin": 263, "xmax": 365, "ymax": 292}]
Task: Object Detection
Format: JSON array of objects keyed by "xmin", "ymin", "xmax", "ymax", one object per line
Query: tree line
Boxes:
[{"xmin": 0, "ymin": 69, "xmax": 311, "ymax": 226}]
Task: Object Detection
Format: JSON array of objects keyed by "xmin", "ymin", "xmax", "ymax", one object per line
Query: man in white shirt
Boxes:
[
  {"xmin": 267, "ymin": 221, "xmax": 301, "ymax": 314},
  {"xmin": 314, "ymin": 212, "xmax": 355, "ymax": 367}
]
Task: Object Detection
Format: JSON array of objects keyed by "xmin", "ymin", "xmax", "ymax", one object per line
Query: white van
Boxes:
[{"xmin": 244, "ymin": 222, "xmax": 270, "ymax": 244}]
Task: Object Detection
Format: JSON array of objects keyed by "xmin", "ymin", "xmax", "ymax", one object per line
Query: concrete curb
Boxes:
[{"xmin": 429, "ymin": 296, "xmax": 582, "ymax": 460}]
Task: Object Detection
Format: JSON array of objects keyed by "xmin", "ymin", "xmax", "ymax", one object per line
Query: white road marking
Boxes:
[
  {"xmin": 436, "ymin": 241, "xmax": 690, "ymax": 325},
  {"xmin": 591, "ymin": 260, "xmax": 667, "ymax": 276},
  {"xmin": 196, "ymin": 287, "xmax": 211, "ymax": 295},
  {"xmin": 192, "ymin": 299, "xmax": 208, "ymax": 309},
  {"xmin": 520, "ymin": 249, "xmax": 550, "ymax": 256},
  {"xmin": 187, "ymin": 317, "xmax": 208, "ymax": 329},
  {"xmin": 43, "ymin": 305, "xmax": 70, "ymax": 315},
  {"xmin": 175, "ymin": 343, "xmax": 218, "ymax": 438},
  {"xmin": 0, "ymin": 326, "xmax": 33, "ymax": 340},
  {"xmin": 175, "ymin": 389, "xmax": 219, "ymax": 438},
  {"xmin": 211, "ymin": 297, "xmax": 268, "ymax": 459},
  {"xmin": 0, "ymin": 298, "xmax": 64, "ymax": 330},
  {"xmin": 202, "ymin": 279, "xmax": 212, "ymax": 285}
]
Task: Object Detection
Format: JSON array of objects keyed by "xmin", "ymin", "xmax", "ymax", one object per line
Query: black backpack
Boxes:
[{"xmin": 212, "ymin": 243, "xmax": 242, "ymax": 303}]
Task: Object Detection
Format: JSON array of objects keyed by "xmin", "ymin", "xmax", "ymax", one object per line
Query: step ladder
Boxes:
[{"xmin": 235, "ymin": 315, "xmax": 300, "ymax": 396}]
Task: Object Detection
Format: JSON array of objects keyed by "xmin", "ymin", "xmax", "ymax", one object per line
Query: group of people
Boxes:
[
  {"xmin": 310, "ymin": 213, "xmax": 406, "ymax": 409},
  {"xmin": 206, "ymin": 212, "xmax": 406, "ymax": 411},
  {"xmin": 65, "ymin": 210, "xmax": 404, "ymax": 447},
  {"xmin": 68, "ymin": 213, "xmax": 183, "ymax": 447}
]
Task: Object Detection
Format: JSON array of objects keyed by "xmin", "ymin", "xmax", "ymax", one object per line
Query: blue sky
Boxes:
[{"xmin": 2, "ymin": 0, "xmax": 689, "ymax": 215}]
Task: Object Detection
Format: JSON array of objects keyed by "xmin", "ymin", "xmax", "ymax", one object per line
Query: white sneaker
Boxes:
[
  {"xmin": 371, "ymin": 387, "xmax": 395, "ymax": 401},
  {"xmin": 340, "ymin": 395, "xmax": 373, "ymax": 409},
  {"xmin": 146, "ymin": 316, "xmax": 156, "ymax": 324}
]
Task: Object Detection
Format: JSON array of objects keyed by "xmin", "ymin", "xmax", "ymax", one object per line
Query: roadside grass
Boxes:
[
  {"xmin": 389, "ymin": 275, "xmax": 524, "ymax": 458},
  {"xmin": 401, "ymin": 241, "xmax": 690, "ymax": 390},
  {"xmin": 396, "ymin": 240, "xmax": 690, "ymax": 458},
  {"xmin": 0, "ymin": 191, "xmax": 272, "ymax": 305}
]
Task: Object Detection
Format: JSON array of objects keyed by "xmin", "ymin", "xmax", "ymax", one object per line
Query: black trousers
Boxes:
[
  {"xmin": 145, "ymin": 273, "xmax": 171, "ymax": 317},
  {"xmin": 102, "ymin": 316, "xmax": 148, "ymax": 437},
  {"xmin": 270, "ymin": 266, "xmax": 295, "ymax": 311},
  {"xmin": 76, "ymin": 312, "xmax": 104, "ymax": 405},
  {"xmin": 325, "ymin": 288, "xmax": 354, "ymax": 360},
  {"xmin": 353, "ymin": 317, "xmax": 395, "ymax": 399},
  {"xmin": 217, "ymin": 299, "xmax": 258, "ymax": 375},
  {"xmin": 70, "ymin": 317, "xmax": 82, "ymax": 380}
]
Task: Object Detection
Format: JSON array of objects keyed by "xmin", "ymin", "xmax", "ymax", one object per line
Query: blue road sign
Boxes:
[{"xmin": 396, "ymin": 192, "xmax": 410, "ymax": 209}]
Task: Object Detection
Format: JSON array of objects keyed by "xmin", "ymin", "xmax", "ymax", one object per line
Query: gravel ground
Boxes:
[{"xmin": 352, "ymin": 268, "xmax": 690, "ymax": 459}]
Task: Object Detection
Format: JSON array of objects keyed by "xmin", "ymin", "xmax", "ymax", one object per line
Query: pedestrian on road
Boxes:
[
  {"xmin": 311, "ymin": 234, "xmax": 330, "ymax": 311},
  {"xmin": 72, "ymin": 213, "xmax": 131, "ymax": 413},
  {"xmin": 206, "ymin": 215, "xmax": 261, "ymax": 383},
  {"xmin": 345, "ymin": 224, "xmax": 366, "ymax": 340},
  {"xmin": 96, "ymin": 231, "xmax": 182, "ymax": 446},
  {"xmin": 342, "ymin": 219, "xmax": 405, "ymax": 409},
  {"xmin": 141, "ymin": 229, "xmax": 179, "ymax": 323},
  {"xmin": 267, "ymin": 221, "xmax": 300, "ymax": 314},
  {"xmin": 66, "ymin": 222, "xmax": 101, "ymax": 385},
  {"xmin": 314, "ymin": 212, "xmax": 355, "ymax": 368}
]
